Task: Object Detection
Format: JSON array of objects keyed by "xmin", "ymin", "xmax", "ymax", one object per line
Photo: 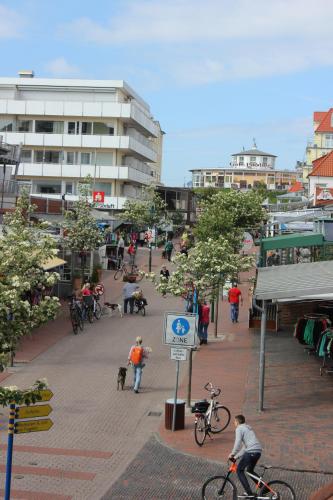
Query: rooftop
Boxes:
[
  {"xmin": 314, "ymin": 108, "xmax": 333, "ymax": 133},
  {"xmin": 309, "ymin": 150, "xmax": 333, "ymax": 177},
  {"xmin": 232, "ymin": 148, "xmax": 277, "ymax": 157}
]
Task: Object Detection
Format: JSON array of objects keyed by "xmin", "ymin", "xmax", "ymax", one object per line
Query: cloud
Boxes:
[
  {"xmin": 59, "ymin": 0, "xmax": 333, "ymax": 84},
  {"xmin": 0, "ymin": 5, "xmax": 25, "ymax": 39},
  {"xmin": 45, "ymin": 57, "xmax": 80, "ymax": 77}
]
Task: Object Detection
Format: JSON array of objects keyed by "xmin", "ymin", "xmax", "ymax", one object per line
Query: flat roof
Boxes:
[
  {"xmin": 255, "ymin": 260, "xmax": 333, "ymax": 300},
  {"xmin": 261, "ymin": 232, "xmax": 324, "ymax": 251},
  {"xmin": 189, "ymin": 167, "xmax": 297, "ymax": 174}
]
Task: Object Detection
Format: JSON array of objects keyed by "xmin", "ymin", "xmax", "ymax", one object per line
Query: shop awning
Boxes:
[
  {"xmin": 42, "ymin": 257, "xmax": 67, "ymax": 271},
  {"xmin": 255, "ymin": 260, "xmax": 333, "ymax": 301},
  {"xmin": 260, "ymin": 232, "xmax": 324, "ymax": 252}
]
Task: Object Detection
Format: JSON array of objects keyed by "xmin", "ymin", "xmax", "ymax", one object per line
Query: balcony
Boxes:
[
  {"xmin": 30, "ymin": 194, "xmax": 132, "ymax": 212},
  {"xmin": 3, "ymin": 132, "xmax": 157, "ymax": 163},
  {"xmin": 17, "ymin": 162, "xmax": 153, "ymax": 184}
]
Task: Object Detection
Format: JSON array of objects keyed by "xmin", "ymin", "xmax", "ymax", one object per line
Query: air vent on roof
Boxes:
[{"xmin": 18, "ymin": 70, "xmax": 34, "ymax": 78}]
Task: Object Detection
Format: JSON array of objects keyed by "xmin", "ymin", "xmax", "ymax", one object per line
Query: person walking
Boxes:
[
  {"xmin": 160, "ymin": 265, "xmax": 170, "ymax": 280},
  {"xmin": 117, "ymin": 235, "xmax": 125, "ymax": 262},
  {"xmin": 198, "ymin": 301, "xmax": 210, "ymax": 345},
  {"xmin": 164, "ymin": 239, "xmax": 174, "ymax": 262},
  {"xmin": 228, "ymin": 414, "xmax": 262, "ymax": 498},
  {"xmin": 122, "ymin": 279, "xmax": 138, "ymax": 314},
  {"xmin": 228, "ymin": 282, "xmax": 243, "ymax": 323},
  {"xmin": 127, "ymin": 336, "xmax": 149, "ymax": 393},
  {"xmin": 127, "ymin": 242, "xmax": 136, "ymax": 266}
]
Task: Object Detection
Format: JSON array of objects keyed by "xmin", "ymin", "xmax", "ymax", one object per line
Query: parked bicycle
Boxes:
[
  {"xmin": 68, "ymin": 295, "xmax": 84, "ymax": 335},
  {"xmin": 114, "ymin": 261, "xmax": 143, "ymax": 282},
  {"xmin": 192, "ymin": 382, "xmax": 231, "ymax": 446},
  {"xmin": 201, "ymin": 459, "xmax": 296, "ymax": 499},
  {"xmin": 92, "ymin": 293, "xmax": 102, "ymax": 320}
]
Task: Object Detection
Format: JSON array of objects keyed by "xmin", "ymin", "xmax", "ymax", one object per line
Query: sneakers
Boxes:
[{"xmin": 134, "ymin": 390, "xmax": 139, "ymax": 393}]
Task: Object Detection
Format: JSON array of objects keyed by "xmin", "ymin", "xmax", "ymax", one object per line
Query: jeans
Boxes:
[
  {"xmin": 124, "ymin": 297, "xmax": 134, "ymax": 314},
  {"xmin": 230, "ymin": 302, "xmax": 239, "ymax": 322},
  {"xmin": 129, "ymin": 254, "xmax": 135, "ymax": 266},
  {"xmin": 133, "ymin": 364, "xmax": 143, "ymax": 391},
  {"xmin": 199, "ymin": 322, "xmax": 208, "ymax": 341},
  {"xmin": 237, "ymin": 452, "xmax": 261, "ymax": 494}
]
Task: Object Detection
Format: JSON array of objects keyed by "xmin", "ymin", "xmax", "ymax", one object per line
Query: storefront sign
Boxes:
[{"xmin": 93, "ymin": 191, "xmax": 105, "ymax": 203}]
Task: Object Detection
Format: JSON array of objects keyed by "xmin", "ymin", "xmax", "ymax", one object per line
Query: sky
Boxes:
[{"xmin": 1, "ymin": 0, "xmax": 333, "ymax": 186}]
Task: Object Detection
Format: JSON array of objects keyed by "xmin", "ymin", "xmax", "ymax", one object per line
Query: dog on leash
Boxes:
[
  {"xmin": 104, "ymin": 302, "xmax": 123, "ymax": 317},
  {"xmin": 117, "ymin": 367, "xmax": 127, "ymax": 390}
]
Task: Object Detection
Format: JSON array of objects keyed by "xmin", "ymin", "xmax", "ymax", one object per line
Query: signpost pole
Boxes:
[
  {"xmin": 172, "ymin": 360, "xmax": 180, "ymax": 432},
  {"xmin": 214, "ymin": 283, "xmax": 219, "ymax": 338},
  {"xmin": 186, "ymin": 349, "xmax": 193, "ymax": 408},
  {"xmin": 5, "ymin": 403, "xmax": 16, "ymax": 500},
  {"xmin": 148, "ymin": 243, "xmax": 152, "ymax": 273}
]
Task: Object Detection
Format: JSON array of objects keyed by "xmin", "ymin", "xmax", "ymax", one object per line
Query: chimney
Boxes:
[{"xmin": 18, "ymin": 70, "xmax": 34, "ymax": 78}]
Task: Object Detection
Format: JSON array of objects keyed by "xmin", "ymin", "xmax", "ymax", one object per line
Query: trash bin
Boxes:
[{"xmin": 165, "ymin": 398, "xmax": 185, "ymax": 430}]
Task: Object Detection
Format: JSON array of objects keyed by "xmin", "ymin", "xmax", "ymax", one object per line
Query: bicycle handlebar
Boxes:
[{"xmin": 204, "ymin": 382, "xmax": 221, "ymax": 397}]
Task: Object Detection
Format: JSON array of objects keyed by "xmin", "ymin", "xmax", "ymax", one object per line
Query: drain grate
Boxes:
[{"xmin": 148, "ymin": 411, "xmax": 162, "ymax": 417}]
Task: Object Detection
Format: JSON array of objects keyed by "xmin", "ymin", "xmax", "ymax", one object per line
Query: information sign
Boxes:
[
  {"xmin": 15, "ymin": 404, "xmax": 52, "ymax": 420},
  {"xmin": 164, "ymin": 312, "xmax": 197, "ymax": 347},
  {"xmin": 37, "ymin": 389, "xmax": 54, "ymax": 402},
  {"xmin": 14, "ymin": 418, "xmax": 53, "ymax": 434},
  {"xmin": 170, "ymin": 347, "xmax": 187, "ymax": 361}
]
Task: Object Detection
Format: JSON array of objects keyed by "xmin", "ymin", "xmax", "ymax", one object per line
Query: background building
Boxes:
[
  {"xmin": 0, "ymin": 72, "xmax": 163, "ymax": 212},
  {"xmin": 190, "ymin": 143, "xmax": 297, "ymax": 191},
  {"xmin": 305, "ymin": 109, "xmax": 333, "ymax": 182}
]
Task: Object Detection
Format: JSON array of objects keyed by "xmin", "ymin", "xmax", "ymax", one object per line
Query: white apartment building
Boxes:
[{"xmin": 0, "ymin": 72, "xmax": 163, "ymax": 210}]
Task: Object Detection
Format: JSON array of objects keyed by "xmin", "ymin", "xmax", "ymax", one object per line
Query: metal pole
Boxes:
[
  {"xmin": 259, "ymin": 300, "xmax": 267, "ymax": 412},
  {"xmin": 5, "ymin": 403, "xmax": 16, "ymax": 500},
  {"xmin": 186, "ymin": 349, "xmax": 193, "ymax": 408},
  {"xmin": 148, "ymin": 243, "xmax": 152, "ymax": 272},
  {"xmin": 214, "ymin": 284, "xmax": 219, "ymax": 338},
  {"xmin": 172, "ymin": 360, "xmax": 180, "ymax": 431}
]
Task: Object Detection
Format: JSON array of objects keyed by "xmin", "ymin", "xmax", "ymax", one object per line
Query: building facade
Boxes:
[
  {"xmin": 190, "ymin": 145, "xmax": 297, "ymax": 191},
  {"xmin": 305, "ymin": 109, "xmax": 333, "ymax": 182},
  {"xmin": 0, "ymin": 72, "xmax": 163, "ymax": 211},
  {"xmin": 308, "ymin": 150, "xmax": 333, "ymax": 204}
]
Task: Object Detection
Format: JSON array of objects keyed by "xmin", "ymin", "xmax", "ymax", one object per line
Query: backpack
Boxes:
[{"xmin": 130, "ymin": 346, "xmax": 143, "ymax": 365}]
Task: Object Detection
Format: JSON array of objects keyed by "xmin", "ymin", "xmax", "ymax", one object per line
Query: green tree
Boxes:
[
  {"xmin": 195, "ymin": 190, "xmax": 264, "ymax": 248},
  {"xmin": 156, "ymin": 236, "xmax": 254, "ymax": 299},
  {"xmin": 62, "ymin": 178, "xmax": 104, "ymax": 280},
  {"xmin": 193, "ymin": 186, "xmax": 222, "ymax": 202},
  {"xmin": 121, "ymin": 185, "xmax": 168, "ymax": 229},
  {"xmin": 0, "ymin": 192, "xmax": 60, "ymax": 369}
]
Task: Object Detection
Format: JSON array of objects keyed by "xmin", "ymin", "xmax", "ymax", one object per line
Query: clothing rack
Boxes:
[{"xmin": 319, "ymin": 330, "xmax": 333, "ymax": 376}]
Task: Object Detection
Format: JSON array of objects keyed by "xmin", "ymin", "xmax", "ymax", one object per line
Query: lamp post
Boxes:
[{"xmin": 148, "ymin": 204, "xmax": 156, "ymax": 273}]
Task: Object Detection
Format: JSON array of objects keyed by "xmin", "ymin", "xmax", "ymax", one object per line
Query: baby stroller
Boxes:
[{"xmin": 133, "ymin": 291, "xmax": 148, "ymax": 316}]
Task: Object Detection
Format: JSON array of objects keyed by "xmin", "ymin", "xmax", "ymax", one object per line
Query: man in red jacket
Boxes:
[
  {"xmin": 199, "ymin": 301, "xmax": 210, "ymax": 345},
  {"xmin": 228, "ymin": 283, "xmax": 243, "ymax": 323}
]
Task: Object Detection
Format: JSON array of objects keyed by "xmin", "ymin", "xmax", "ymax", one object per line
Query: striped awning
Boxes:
[{"xmin": 255, "ymin": 261, "xmax": 333, "ymax": 301}]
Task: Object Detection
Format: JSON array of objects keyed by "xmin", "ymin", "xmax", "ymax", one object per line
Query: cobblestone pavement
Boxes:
[{"xmin": 107, "ymin": 435, "xmax": 333, "ymax": 499}]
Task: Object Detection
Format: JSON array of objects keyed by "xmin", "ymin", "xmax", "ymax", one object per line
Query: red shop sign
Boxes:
[{"xmin": 93, "ymin": 191, "xmax": 105, "ymax": 203}]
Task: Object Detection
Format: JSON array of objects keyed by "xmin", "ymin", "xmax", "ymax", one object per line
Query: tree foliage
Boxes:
[
  {"xmin": 121, "ymin": 185, "xmax": 168, "ymax": 229},
  {"xmin": 0, "ymin": 191, "xmax": 60, "ymax": 369},
  {"xmin": 0, "ymin": 379, "xmax": 48, "ymax": 407},
  {"xmin": 194, "ymin": 190, "xmax": 264, "ymax": 247}
]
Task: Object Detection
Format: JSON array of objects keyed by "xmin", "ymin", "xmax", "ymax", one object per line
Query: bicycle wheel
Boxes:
[
  {"xmin": 77, "ymin": 309, "xmax": 84, "ymax": 331},
  {"xmin": 210, "ymin": 405, "xmax": 231, "ymax": 434},
  {"xmin": 201, "ymin": 475, "xmax": 237, "ymax": 500},
  {"xmin": 87, "ymin": 306, "xmax": 94, "ymax": 323},
  {"xmin": 260, "ymin": 480, "xmax": 296, "ymax": 499},
  {"xmin": 114, "ymin": 268, "xmax": 123, "ymax": 280},
  {"xmin": 70, "ymin": 309, "xmax": 79, "ymax": 335},
  {"xmin": 94, "ymin": 302, "xmax": 102, "ymax": 320},
  {"xmin": 194, "ymin": 414, "xmax": 207, "ymax": 446}
]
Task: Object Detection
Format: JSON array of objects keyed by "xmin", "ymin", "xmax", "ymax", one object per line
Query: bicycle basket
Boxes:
[{"xmin": 191, "ymin": 400, "xmax": 209, "ymax": 413}]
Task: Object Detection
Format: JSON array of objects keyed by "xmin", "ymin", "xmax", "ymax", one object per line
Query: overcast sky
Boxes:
[{"xmin": 1, "ymin": 0, "xmax": 333, "ymax": 185}]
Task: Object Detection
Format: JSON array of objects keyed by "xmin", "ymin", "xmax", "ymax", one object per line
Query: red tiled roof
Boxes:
[
  {"xmin": 313, "ymin": 111, "xmax": 326, "ymax": 123},
  {"xmin": 315, "ymin": 108, "xmax": 333, "ymax": 132},
  {"xmin": 288, "ymin": 181, "xmax": 304, "ymax": 193},
  {"xmin": 309, "ymin": 150, "xmax": 333, "ymax": 177}
]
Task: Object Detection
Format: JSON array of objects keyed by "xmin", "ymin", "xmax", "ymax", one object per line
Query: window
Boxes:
[
  {"xmin": 325, "ymin": 134, "xmax": 333, "ymax": 148},
  {"xmin": 20, "ymin": 150, "xmax": 32, "ymax": 162},
  {"xmin": 0, "ymin": 118, "xmax": 14, "ymax": 132},
  {"xmin": 81, "ymin": 122, "xmax": 92, "ymax": 135},
  {"xmin": 66, "ymin": 152, "xmax": 75, "ymax": 164},
  {"xmin": 263, "ymin": 156, "xmax": 268, "ymax": 164},
  {"xmin": 36, "ymin": 183, "xmax": 61, "ymax": 194},
  {"xmin": 94, "ymin": 182, "xmax": 111, "ymax": 196},
  {"xmin": 35, "ymin": 121, "xmax": 64, "ymax": 133},
  {"xmin": 35, "ymin": 150, "xmax": 62, "ymax": 163},
  {"xmin": 93, "ymin": 122, "xmax": 114, "ymax": 135},
  {"xmin": 68, "ymin": 122, "xmax": 76, "ymax": 135},
  {"xmin": 96, "ymin": 152, "xmax": 113, "ymax": 166},
  {"xmin": 81, "ymin": 152, "xmax": 91, "ymax": 164},
  {"xmin": 250, "ymin": 156, "xmax": 256, "ymax": 162},
  {"xmin": 65, "ymin": 182, "xmax": 73, "ymax": 194},
  {"xmin": 17, "ymin": 120, "xmax": 32, "ymax": 132}
]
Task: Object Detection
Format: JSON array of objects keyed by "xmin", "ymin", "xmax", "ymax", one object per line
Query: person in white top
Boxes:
[{"xmin": 117, "ymin": 236, "xmax": 125, "ymax": 261}]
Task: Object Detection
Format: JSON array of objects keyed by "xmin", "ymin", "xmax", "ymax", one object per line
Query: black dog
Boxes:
[{"xmin": 117, "ymin": 367, "xmax": 127, "ymax": 390}]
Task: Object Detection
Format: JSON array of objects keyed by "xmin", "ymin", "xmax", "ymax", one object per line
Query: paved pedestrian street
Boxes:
[{"xmin": 0, "ymin": 251, "xmax": 332, "ymax": 498}]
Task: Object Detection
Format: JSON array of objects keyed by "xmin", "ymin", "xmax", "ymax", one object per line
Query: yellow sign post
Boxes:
[
  {"xmin": 15, "ymin": 404, "xmax": 52, "ymax": 419},
  {"xmin": 14, "ymin": 418, "xmax": 53, "ymax": 434},
  {"xmin": 37, "ymin": 389, "xmax": 54, "ymax": 402}
]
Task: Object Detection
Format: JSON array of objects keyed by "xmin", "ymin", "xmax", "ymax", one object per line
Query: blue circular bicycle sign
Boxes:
[{"xmin": 172, "ymin": 318, "xmax": 190, "ymax": 336}]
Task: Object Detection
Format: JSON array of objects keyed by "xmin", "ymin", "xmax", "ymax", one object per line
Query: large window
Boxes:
[
  {"xmin": 93, "ymin": 182, "xmax": 112, "ymax": 196},
  {"xmin": 81, "ymin": 152, "xmax": 91, "ymax": 164},
  {"xmin": 35, "ymin": 121, "xmax": 64, "ymax": 133},
  {"xmin": 17, "ymin": 120, "xmax": 33, "ymax": 132},
  {"xmin": 81, "ymin": 122, "xmax": 92, "ymax": 135},
  {"xmin": 0, "ymin": 118, "xmax": 14, "ymax": 132},
  {"xmin": 35, "ymin": 150, "xmax": 62, "ymax": 163},
  {"xmin": 36, "ymin": 182, "xmax": 61, "ymax": 194},
  {"xmin": 325, "ymin": 135, "xmax": 333, "ymax": 148},
  {"xmin": 93, "ymin": 122, "xmax": 114, "ymax": 135},
  {"xmin": 20, "ymin": 149, "xmax": 32, "ymax": 162},
  {"xmin": 66, "ymin": 152, "xmax": 75, "ymax": 164}
]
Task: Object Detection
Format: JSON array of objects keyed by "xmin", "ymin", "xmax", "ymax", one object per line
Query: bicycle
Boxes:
[
  {"xmin": 134, "ymin": 297, "xmax": 147, "ymax": 316},
  {"xmin": 201, "ymin": 459, "xmax": 296, "ymax": 499},
  {"xmin": 114, "ymin": 262, "xmax": 143, "ymax": 282},
  {"xmin": 68, "ymin": 295, "xmax": 84, "ymax": 335},
  {"xmin": 193, "ymin": 382, "xmax": 231, "ymax": 446},
  {"xmin": 82, "ymin": 295, "xmax": 94, "ymax": 323}
]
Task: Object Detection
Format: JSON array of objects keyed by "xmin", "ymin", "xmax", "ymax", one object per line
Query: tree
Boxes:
[
  {"xmin": 121, "ymin": 185, "xmax": 168, "ymax": 229},
  {"xmin": 156, "ymin": 236, "xmax": 254, "ymax": 299},
  {"xmin": 0, "ymin": 379, "xmax": 48, "ymax": 407},
  {"xmin": 194, "ymin": 190, "xmax": 264, "ymax": 248},
  {"xmin": 0, "ymin": 191, "xmax": 60, "ymax": 369},
  {"xmin": 193, "ymin": 186, "xmax": 222, "ymax": 202},
  {"xmin": 62, "ymin": 178, "xmax": 104, "ymax": 280}
]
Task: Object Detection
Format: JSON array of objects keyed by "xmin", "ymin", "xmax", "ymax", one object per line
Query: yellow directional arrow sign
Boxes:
[
  {"xmin": 36, "ymin": 389, "xmax": 54, "ymax": 402},
  {"xmin": 14, "ymin": 418, "xmax": 53, "ymax": 434},
  {"xmin": 15, "ymin": 404, "xmax": 52, "ymax": 420}
]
